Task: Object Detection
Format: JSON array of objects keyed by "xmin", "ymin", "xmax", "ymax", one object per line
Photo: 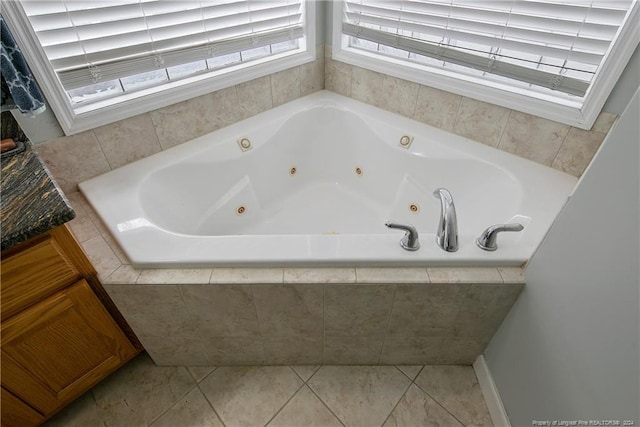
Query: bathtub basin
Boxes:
[{"xmin": 80, "ymin": 91, "xmax": 576, "ymax": 267}]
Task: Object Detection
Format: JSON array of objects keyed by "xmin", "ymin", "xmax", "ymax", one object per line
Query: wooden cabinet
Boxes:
[
  {"xmin": 1, "ymin": 225, "xmax": 140, "ymax": 426},
  {"xmin": 1, "ymin": 234, "xmax": 80, "ymax": 321},
  {"xmin": 1, "ymin": 389, "xmax": 44, "ymax": 427}
]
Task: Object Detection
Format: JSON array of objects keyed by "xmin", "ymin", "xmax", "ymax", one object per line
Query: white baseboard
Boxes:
[{"xmin": 473, "ymin": 354, "xmax": 511, "ymax": 427}]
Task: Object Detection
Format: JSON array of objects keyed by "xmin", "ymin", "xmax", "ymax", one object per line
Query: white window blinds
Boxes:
[
  {"xmin": 21, "ymin": 0, "xmax": 305, "ymax": 91},
  {"xmin": 342, "ymin": 0, "xmax": 637, "ymax": 97}
]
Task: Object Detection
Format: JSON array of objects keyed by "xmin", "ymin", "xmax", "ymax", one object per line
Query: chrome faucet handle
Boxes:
[
  {"xmin": 385, "ymin": 221, "xmax": 420, "ymax": 251},
  {"xmin": 476, "ymin": 223, "xmax": 524, "ymax": 251},
  {"xmin": 433, "ymin": 188, "xmax": 458, "ymax": 252}
]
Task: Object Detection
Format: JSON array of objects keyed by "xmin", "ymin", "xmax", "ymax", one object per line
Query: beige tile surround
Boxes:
[{"xmin": 67, "ymin": 192, "xmax": 524, "ymax": 367}]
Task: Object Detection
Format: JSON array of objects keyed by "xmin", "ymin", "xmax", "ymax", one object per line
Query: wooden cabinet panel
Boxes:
[
  {"xmin": 1, "ymin": 280, "xmax": 137, "ymax": 414},
  {"xmin": 1, "ymin": 236, "xmax": 80, "ymax": 320},
  {"xmin": 0, "ymin": 388, "xmax": 44, "ymax": 427},
  {"xmin": 1, "ymin": 224, "xmax": 140, "ymax": 421}
]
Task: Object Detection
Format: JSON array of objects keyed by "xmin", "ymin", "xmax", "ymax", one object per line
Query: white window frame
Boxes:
[
  {"xmin": 331, "ymin": 1, "xmax": 639, "ymax": 130},
  {"xmin": 2, "ymin": 1, "xmax": 316, "ymax": 135}
]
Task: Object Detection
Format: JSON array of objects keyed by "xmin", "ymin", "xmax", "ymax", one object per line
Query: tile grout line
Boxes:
[
  {"xmin": 305, "ymin": 377, "xmax": 347, "ymax": 427},
  {"xmin": 393, "ymin": 365, "xmax": 424, "ymax": 382},
  {"xmin": 248, "ymin": 284, "xmax": 268, "ymax": 364},
  {"xmin": 424, "ymin": 267, "xmax": 432, "ymax": 283},
  {"xmin": 449, "ymin": 283, "xmax": 474, "ymax": 339},
  {"xmin": 378, "ymin": 377, "xmax": 413, "ymax": 427},
  {"xmin": 175, "ymin": 285, "xmax": 222, "ymax": 366},
  {"xmin": 289, "ymin": 365, "xmax": 321, "ymax": 384},
  {"xmin": 322, "ymin": 283, "xmax": 326, "ymax": 364},
  {"xmin": 410, "ymin": 84, "xmax": 422, "ymax": 119},
  {"xmin": 295, "ymin": 65, "xmax": 302, "ymax": 99},
  {"xmin": 195, "ymin": 381, "xmax": 228, "ymax": 427},
  {"xmin": 146, "ymin": 381, "xmax": 199, "ymax": 427},
  {"xmin": 450, "ymin": 96, "xmax": 465, "ymax": 138},
  {"xmin": 92, "ymin": 129, "xmax": 115, "ymax": 172},
  {"xmin": 392, "ymin": 365, "xmax": 406, "ymax": 379},
  {"xmin": 377, "ymin": 283, "xmax": 399, "ymax": 364},
  {"xmin": 495, "ymin": 108, "xmax": 513, "ymax": 151},
  {"xmin": 288, "ymin": 365, "xmax": 306, "ymax": 383},
  {"xmin": 145, "ymin": 111, "xmax": 164, "ymax": 155},
  {"xmin": 550, "ymin": 125, "xmax": 574, "ymax": 169},
  {"xmin": 186, "ymin": 366, "xmax": 218, "ymax": 385},
  {"xmin": 406, "ymin": 77, "xmax": 419, "ymax": 120},
  {"xmin": 411, "ymin": 373, "xmax": 468, "ymax": 426},
  {"xmin": 268, "ymin": 74, "xmax": 275, "ymax": 110},
  {"xmin": 452, "ymin": 93, "xmax": 464, "ymax": 132},
  {"xmin": 413, "ymin": 365, "xmax": 425, "ymax": 382},
  {"xmin": 249, "ymin": 284, "xmax": 266, "ymax": 341},
  {"xmin": 262, "ymin": 380, "xmax": 306, "ymax": 426},
  {"xmin": 88, "ymin": 389, "xmax": 107, "ymax": 427}
]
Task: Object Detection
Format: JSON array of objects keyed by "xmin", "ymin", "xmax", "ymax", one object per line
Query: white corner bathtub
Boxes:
[{"xmin": 80, "ymin": 91, "xmax": 577, "ymax": 267}]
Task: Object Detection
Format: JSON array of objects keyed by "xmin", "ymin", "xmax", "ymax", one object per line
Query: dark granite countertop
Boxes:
[{"xmin": 1, "ymin": 139, "xmax": 75, "ymax": 250}]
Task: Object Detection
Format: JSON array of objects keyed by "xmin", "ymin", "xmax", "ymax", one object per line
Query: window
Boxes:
[
  {"xmin": 3, "ymin": 0, "xmax": 315, "ymax": 134},
  {"xmin": 332, "ymin": 0, "xmax": 639, "ymax": 129}
]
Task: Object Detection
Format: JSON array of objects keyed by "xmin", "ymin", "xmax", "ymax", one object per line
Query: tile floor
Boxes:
[{"xmin": 45, "ymin": 353, "xmax": 493, "ymax": 427}]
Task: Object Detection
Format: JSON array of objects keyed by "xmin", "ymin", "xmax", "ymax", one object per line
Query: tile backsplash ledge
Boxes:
[
  {"xmin": 325, "ymin": 47, "xmax": 616, "ymax": 178},
  {"xmin": 36, "ymin": 44, "xmax": 614, "ymax": 194}
]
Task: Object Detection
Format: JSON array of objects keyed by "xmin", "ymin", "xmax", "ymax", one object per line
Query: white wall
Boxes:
[
  {"xmin": 603, "ymin": 44, "xmax": 639, "ymax": 115},
  {"xmin": 484, "ymin": 88, "xmax": 640, "ymax": 425}
]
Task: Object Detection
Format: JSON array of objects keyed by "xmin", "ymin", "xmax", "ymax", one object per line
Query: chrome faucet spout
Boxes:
[
  {"xmin": 385, "ymin": 221, "xmax": 420, "ymax": 251},
  {"xmin": 476, "ymin": 223, "xmax": 524, "ymax": 251},
  {"xmin": 433, "ymin": 188, "xmax": 458, "ymax": 252}
]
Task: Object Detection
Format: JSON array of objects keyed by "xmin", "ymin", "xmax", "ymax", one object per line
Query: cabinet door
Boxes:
[
  {"xmin": 1, "ymin": 235, "xmax": 80, "ymax": 321},
  {"xmin": 1, "ymin": 388, "xmax": 44, "ymax": 427},
  {"xmin": 1, "ymin": 280, "xmax": 136, "ymax": 415}
]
